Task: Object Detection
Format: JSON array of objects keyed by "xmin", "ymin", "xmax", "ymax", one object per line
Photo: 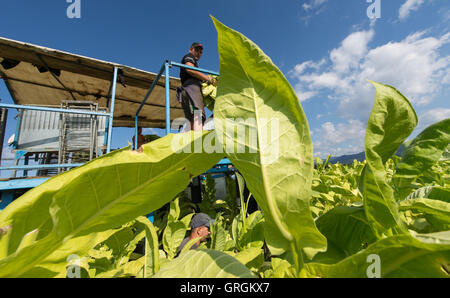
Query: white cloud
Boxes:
[
  {"xmin": 302, "ymin": 0, "xmax": 328, "ymax": 11},
  {"xmin": 330, "ymin": 30, "xmax": 375, "ymax": 73},
  {"xmin": 289, "ymin": 59, "xmax": 327, "ymax": 85},
  {"xmin": 291, "ymin": 28, "xmax": 450, "ymax": 156},
  {"xmin": 300, "ymin": 0, "xmax": 329, "ymax": 24},
  {"xmin": 290, "ymin": 29, "xmax": 375, "ymax": 107},
  {"xmin": 313, "ymin": 119, "xmax": 366, "ymax": 158},
  {"xmin": 399, "ymin": 0, "xmax": 426, "ymax": 20},
  {"xmin": 297, "ymin": 90, "xmax": 317, "ymax": 102},
  {"xmin": 291, "ymin": 30, "xmax": 450, "ymax": 119},
  {"xmin": 357, "ymin": 32, "xmax": 450, "ymax": 106},
  {"xmin": 417, "ymin": 108, "xmax": 450, "ymax": 131},
  {"xmin": 298, "ymin": 72, "xmax": 344, "ymax": 89},
  {"xmin": 290, "ymin": 59, "xmax": 326, "ymax": 75}
]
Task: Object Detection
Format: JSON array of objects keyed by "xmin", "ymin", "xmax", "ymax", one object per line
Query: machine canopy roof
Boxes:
[{"xmin": 0, "ymin": 37, "xmax": 183, "ymax": 128}]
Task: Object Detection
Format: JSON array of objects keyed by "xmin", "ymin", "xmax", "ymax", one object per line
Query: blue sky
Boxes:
[{"xmin": 0, "ymin": 0, "xmax": 449, "ymax": 161}]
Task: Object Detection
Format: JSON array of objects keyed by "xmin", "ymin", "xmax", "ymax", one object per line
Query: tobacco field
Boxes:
[{"xmin": 0, "ymin": 17, "xmax": 448, "ymax": 278}]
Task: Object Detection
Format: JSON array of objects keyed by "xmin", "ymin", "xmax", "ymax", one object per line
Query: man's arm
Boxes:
[{"xmin": 185, "ymin": 62, "xmax": 213, "ymax": 84}]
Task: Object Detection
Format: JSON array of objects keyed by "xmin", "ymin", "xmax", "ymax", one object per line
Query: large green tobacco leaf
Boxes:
[
  {"xmin": 399, "ymin": 188, "xmax": 450, "ymax": 232},
  {"xmin": 162, "ymin": 198, "xmax": 193, "ymax": 260},
  {"xmin": 313, "ymin": 206, "xmax": 376, "ymax": 264},
  {"xmin": 234, "ymin": 247, "xmax": 265, "ymax": 271},
  {"xmin": 135, "ymin": 217, "xmax": 160, "ymax": 278},
  {"xmin": 364, "ymin": 82, "xmax": 418, "ymax": 237},
  {"xmin": 442, "ymin": 145, "xmax": 450, "ymax": 161},
  {"xmin": 0, "ymin": 131, "xmax": 221, "ymax": 277},
  {"xmin": 240, "ymin": 211, "xmax": 265, "ymax": 250},
  {"xmin": 211, "ymin": 17, "xmax": 326, "ymax": 264},
  {"xmin": 210, "ymin": 219, "xmax": 227, "ymax": 251},
  {"xmin": 394, "ymin": 118, "xmax": 450, "ymax": 199},
  {"xmin": 302, "ymin": 231, "xmax": 450, "ymax": 278},
  {"xmin": 266, "ymin": 257, "xmax": 297, "ymax": 278},
  {"xmin": 163, "ymin": 221, "xmax": 187, "ymax": 260},
  {"xmin": 231, "ymin": 211, "xmax": 265, "ymax": 251},
  {"xmin": 405, "ymin": 186, "xmax": 450, "ymax": 203},
  {"xmin": 399, "ymin": 198, "xmax": 450, "ymax": 224},
  {"xmin": 103, "ymin": 226, "xmax": 136, "ymax": 259},
  {"xmin": 25, "ymin": 228, "xmax": 119, "ymax": 278},
  {"xmin": 86, "ymin": 221, "xmax": 148, "ymax": 278},
  {"xmin": 362, "ymin": 165, "xmax": 398, "ymax": 237},
  {"xmin": 366, "ymin": 82, "xmax": 418, "ymax": 163},
  {"xmin": 153, "ymin": 249, "xmax": 255, "ymax": 278}
]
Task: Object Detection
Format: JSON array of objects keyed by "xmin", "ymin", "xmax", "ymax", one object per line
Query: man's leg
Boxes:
[
  {"xmin": 181, "ymin": 89, "xmax": 195, "ymax": 132},
  {"xmin": 192, "ymin": 109, "xmax": 203, "ymax": 132}
]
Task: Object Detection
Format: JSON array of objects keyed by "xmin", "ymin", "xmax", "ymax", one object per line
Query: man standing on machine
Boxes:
[{"xmin": 178, "ymin": 42, "xmax": 216, "ymax": 132}]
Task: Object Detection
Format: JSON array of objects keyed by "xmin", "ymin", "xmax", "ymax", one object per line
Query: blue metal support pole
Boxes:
[
  {"xmin": 134, "ymin": 116, "xmax": 138, "ymax": 151},
  {"xmin": 147, "ymin": 212, "xmax": 154, "ymax": 223},
  {"xmin": 0, "ymin": 178, "xmax": 49, "ymax": 191},
  {"xmin": 23, "ymin": 154, "xmax": 29, "ymax": 177},
  {"xmin": 169, "ymin": 61, "xmax": 220, "ymax": 76},
  {"xmin": 135, "ymin": 63, "xmax": 166, "ymax": 150},
  {"xmin": 104, "ymin": 116, "xmax": 110, "ymax": 147},
  {"xmin": 0, "ymin": 163, "xmax": 83, "ymax": 171},
  {"xmin": 0, "ymin": 103, "xmax": 110, "ymax": 117},
  {"xmin": 12, "ymin": 150, "xmax": 26, "ymax": 178},
  {"xmin": 12, "ymin": 110, "xmax": 22, "ymax": 150},
  {"xmin": 107, "ymin": 67, "xmax": 119, "ymax": 153},
  {"xmin": 165, "ymin": 61, "xmax": 171, "ymax": 135},
  {"xmin": 0, "ymin": 191, "xmax": 14, "ymax": 211}
]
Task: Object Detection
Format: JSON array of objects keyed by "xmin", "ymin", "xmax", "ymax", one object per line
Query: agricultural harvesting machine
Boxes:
[{"xmin": 0, "ymin": 37, "xmax": 237, "ymax": 218}]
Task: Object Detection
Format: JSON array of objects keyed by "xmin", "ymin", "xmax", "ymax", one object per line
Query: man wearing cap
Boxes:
[
  {"xmin": 178, "ymin": 213, "xmax": 214, "ymax": 252},
  {"xmin": 177, "ymin": 42, "xmax": 216, "ymax": 131}
]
